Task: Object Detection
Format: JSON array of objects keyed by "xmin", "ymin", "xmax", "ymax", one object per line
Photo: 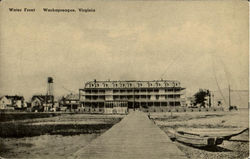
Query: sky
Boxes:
[{"xmin": 0, "ymin": 0, "xmax": 248, "ymax": 104}]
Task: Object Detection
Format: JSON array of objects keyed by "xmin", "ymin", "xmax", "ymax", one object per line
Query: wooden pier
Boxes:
[{"xmin": 71, "ymin": 111, "xmax": 187, "ymax": 159}]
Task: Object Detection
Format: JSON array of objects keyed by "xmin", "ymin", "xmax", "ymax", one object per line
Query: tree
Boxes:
[{"xmin": 194, "ymin": 89, "xmax": 210, "ymax": 107}]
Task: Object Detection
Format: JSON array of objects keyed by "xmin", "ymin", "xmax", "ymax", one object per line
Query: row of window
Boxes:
[
  {"xmin": 84, "ymin": 88, "xmax": 182, "ymax": 94},
  {"xmin": 82, "ymin": 101, "xmax": 181, "ymax": 107},
  {"xmin": 85, "ymin": 95, "xmax": 181, "ymax": 100},
  {"xmin": 88, "ymin": 82, "xmax": 180, "ymax": 88}
]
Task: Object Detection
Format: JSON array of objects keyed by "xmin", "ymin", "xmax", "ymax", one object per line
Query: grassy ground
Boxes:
[
  {"xmin": 0, "ymin": 113, "xmax": 125, "ymax": 158},
  {"xmin": 0, "ymin": 134, "xmax": 100, "ymax": 158},
  {"xmin": 0, "ymin": 113, "xmax": 124, "ymax": 137},
  {"xmin": 151, "ymin": 109, "xmax": 249, "ymax": 159},
  {"xmin": 0, "ymin": 112, "xmax": 63, "ymax": 122}
]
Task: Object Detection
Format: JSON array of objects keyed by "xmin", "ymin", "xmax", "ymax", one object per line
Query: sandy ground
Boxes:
[{"xmin": 151, "ymin": 109, "xmax": 249, "ymax": 159}]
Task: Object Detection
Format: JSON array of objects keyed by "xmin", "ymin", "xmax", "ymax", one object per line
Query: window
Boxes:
[{"xmin": 154, "ymin": 89, "xmax": 159, "ymax": 92}]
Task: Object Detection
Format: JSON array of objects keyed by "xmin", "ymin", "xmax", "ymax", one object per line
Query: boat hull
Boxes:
[
  {"xmin": 176, "ymin": 128, "xmax": 249, "ymax": 140},
  {"xmin": 166, "ymin": 129, "xmax": 224, "ymax": 147}
]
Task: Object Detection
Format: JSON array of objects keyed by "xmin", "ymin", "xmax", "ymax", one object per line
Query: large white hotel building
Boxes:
[{"xmin": 79, "ymin": 80, "xmax": 186, "ymax": 113}]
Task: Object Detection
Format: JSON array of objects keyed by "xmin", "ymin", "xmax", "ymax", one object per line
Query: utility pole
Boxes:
[
  {"xmin": 212, "ymin": 92, "xmax": 214, "ymax": 107},
  {"xmin": 208, "ymin": 90, "xmax": 211, "ymax": 107},
  {"xmin": 45, "ymin": 93, "xmax": 47, "ymax": 112},
  {"xmin": 229, "ymin": 85, "xmax": 231, "ymax": 107}
]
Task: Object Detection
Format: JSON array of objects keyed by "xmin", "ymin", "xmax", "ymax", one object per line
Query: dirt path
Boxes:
[{"xmin": 72, "ymin": 111, "xmax": 187, "ymax": 159}]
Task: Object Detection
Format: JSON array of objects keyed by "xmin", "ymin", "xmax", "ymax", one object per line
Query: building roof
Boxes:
[
  {"xmin": 0, "ymin": 95, "xmax": 24, "ymax": 101},
  {"xmin": 84, "ymin": 80, "xmax": 184, "ymax": 89},
  {"xmin": 64, "ymin": 93, "xmax": 79, "ymax": 101},
  {"xmin": 32, "ymin": 95, "xmax": 54, "ymax": 103}
]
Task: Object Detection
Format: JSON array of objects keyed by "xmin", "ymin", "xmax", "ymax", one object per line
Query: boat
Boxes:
[
  {"xmin": 166, "ymin": 128, "xmax": 224, "ymax": 147},
  {"xmin": 176, "ymin": 127, "xmax": 249, "ymax": 140}
]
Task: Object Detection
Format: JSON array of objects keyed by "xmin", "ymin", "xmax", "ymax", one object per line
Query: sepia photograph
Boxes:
[{"xmin": 0, "ymin": 0, "xmax": 249, "ymax": 158}]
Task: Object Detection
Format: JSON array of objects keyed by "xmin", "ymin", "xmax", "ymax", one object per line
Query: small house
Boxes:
[
  {"xmin": 0, "ymin": 95, "xmax": 24, "ymax": 110},
  {"xmin": 31, "ymin": 95, "xmax": 54, "ymax": 112},
  {"xmin": 59, "ymin": 93, "xmax": 79, "ymax": 112}
]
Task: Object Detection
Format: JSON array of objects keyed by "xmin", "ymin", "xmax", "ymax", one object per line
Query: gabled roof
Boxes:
[
  {"xmin": 64, "ymin": 93, "xmax": 79, "ymax": 101},
  {"xmin": 0, "ymin": 96, "xmax": 4, "ymax": 100},
  {"xmin": 32, "ymin": 95, "xmax": 54, "ymax": 103},
  {"xmin": 1, "ymin": 95, "xmax": 24, "ymax": 101}
]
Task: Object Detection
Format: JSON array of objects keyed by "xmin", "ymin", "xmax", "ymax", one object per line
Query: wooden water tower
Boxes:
[{"xmin": 47, "ymin": 77, "xmax": 54, "ymax": 96}]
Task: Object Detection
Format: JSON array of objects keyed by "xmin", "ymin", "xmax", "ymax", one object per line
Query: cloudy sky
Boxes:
[{"xmin": 0, "ymin": 0, "xmax": 248, "ymax": 100}]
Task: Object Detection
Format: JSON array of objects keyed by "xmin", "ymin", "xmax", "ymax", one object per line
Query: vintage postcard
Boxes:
[{"xmin": 0, "ymin": 0, "xmax": 249, "ymax": 159}]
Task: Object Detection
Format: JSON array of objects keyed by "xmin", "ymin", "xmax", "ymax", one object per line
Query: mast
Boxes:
[{"xmin": 228, "ymin": 85, "xmax": 231, "ymax": 107}]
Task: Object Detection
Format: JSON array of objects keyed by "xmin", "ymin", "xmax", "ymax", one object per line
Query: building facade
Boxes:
[
  {"xmin": 59, "ymin": 93, "xmax": 79, "ymax": 112},
  {"xmin": 0, "ymin": 95, "xmax": 25, "ymax": 110},
  {"xmin": 79, "ymin": 80, "xmax": 186, "ymax": 113},
  {"xmin": 31, "ymin": 95, "xmax": 54, "ymax": 112}
]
